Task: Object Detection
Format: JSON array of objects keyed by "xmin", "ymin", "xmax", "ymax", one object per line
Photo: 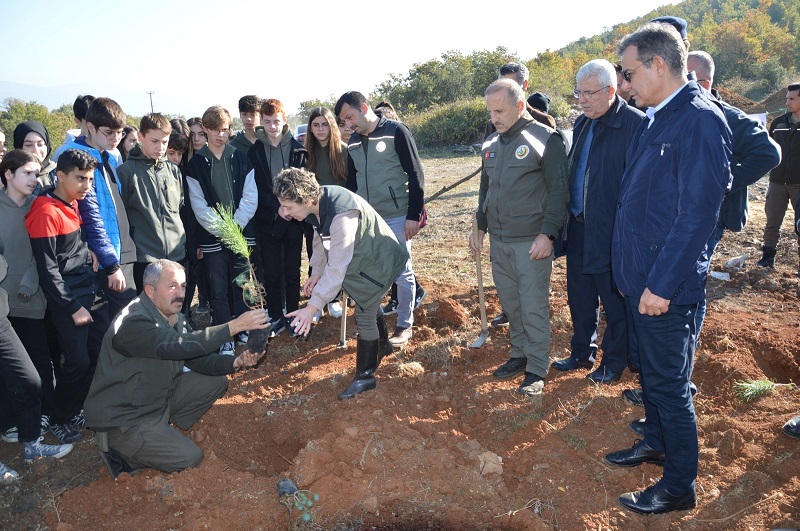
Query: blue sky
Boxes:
[{"xmin": 1, "ymin": 0, "xmax": 680, "ymax": 117}]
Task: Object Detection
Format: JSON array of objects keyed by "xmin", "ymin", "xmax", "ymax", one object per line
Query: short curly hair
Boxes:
[{"xmin": 272, "ymin": 167, "xmax": 322, "ymax": 205}]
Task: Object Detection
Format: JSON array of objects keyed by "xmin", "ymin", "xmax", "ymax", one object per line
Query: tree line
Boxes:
[{"xmin": 2, "ymin": 0, "xmax": 796, "ymax": 150}]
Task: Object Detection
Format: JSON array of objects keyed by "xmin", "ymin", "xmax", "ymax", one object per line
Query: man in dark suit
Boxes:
[{"xmin": 604, "ymin": 22, "xmax": 732, "ymax": 514}]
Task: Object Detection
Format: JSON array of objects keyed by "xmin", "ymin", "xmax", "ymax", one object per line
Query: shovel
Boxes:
[
  {"xmin": 337, "ymin": 291, "xmax": 348, "ymax": 349},
  {"xmin": 470, "ymin": 218, "xmax": 490, "ymax": 348}
]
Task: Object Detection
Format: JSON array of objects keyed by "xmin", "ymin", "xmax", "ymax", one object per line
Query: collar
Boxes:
[{"xmin": 645, "ymin": 82, "xmax": 689, "ymax": 127}]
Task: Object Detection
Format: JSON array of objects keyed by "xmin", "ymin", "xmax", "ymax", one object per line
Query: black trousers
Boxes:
[
  {"xmin": 8, "ymin": 316, "xmax": 55, "ymax": 416},
  {"xmin": 565, "ymin": 216, "xmax": 628, "ymax": 372},
  {"xmin": 257, "ymin": 227, "xmax": 302, "ymax": 321},
  {"xmin": 47, "ymin": 294, "xmax": 103, "ymax": 425},
  {"xmin": 0, "ymin": 317, "xmax": 42, "ymax": 442},
  {"xmin": 203, "ymin": 248, "xmax": 248, "ymax": 326}
]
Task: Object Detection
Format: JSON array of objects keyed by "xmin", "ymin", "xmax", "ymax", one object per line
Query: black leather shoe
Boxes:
[
  {"xmin": 493, "ymin": 357, "xmax": 526, "ymax": 379},
  {"xmin": 490, "ymin": 312, "xmax": 509, "ymax": 328},
  {"xmin": 629, "ymin": 418, "xmax": 645, "ymax": 437},
  {"xmin": 618, "ymin": 481, "xmax": 696, "ymax": 514},
  {"xmin": 782, "ymin": 415, "xmax": 800, "ymax": 438},
  {"xmin": 622, "ymin": 388, "xmax": 645, "ymax": 407},
  {"xmin": 551, "ymin": 356, "xmax": 593, "ymax": 372},
  {"xmin": 605, "ymin": 439, "xmax": 665, "ymax": 467},
  {"xmin": 99, "ymin": 448, "xmax": 140, "ymax": 480},
  {"xmin": 587, "ymin": 367, "xmax": 622, "ymax": 384}
]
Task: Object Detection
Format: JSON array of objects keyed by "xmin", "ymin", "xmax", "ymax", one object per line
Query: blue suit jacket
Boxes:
[
  {"xmin": 612, "ymin": 82, "xmax": 732, "ymax": 305},
  {"xmin": 713, "ymin": 96, "xmax": 780, "ymax": 232}
]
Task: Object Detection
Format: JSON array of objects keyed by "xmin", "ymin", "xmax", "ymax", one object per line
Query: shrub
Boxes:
[{"xmin": 405, "ymin": 97, "xmax": 487, "ymax": 148}]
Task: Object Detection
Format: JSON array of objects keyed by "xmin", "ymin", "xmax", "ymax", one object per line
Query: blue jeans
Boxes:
[
  {"xmin": 694, "ymin": 219, "xmax": 725, "ymax": 347},
  {"xmin": 384, "ymin": 216, "xmax": 416, "ymax": 329},
  {"xmin": 626, "ymin": 296, "xmax": 698, "ymax": 496}
]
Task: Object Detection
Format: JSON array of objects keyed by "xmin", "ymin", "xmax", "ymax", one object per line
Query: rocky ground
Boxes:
[{"xmin": 1, "ymin": 154, "xmax": 798, "ymax": 530}]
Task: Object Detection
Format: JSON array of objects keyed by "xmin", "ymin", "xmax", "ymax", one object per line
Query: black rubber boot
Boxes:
[
  {"xmin": 377, "ymin": 313, "xmax": 392, "ymax": 363},
  {"xmin": 756, "ymin": 246, "xmax": 776, "ymax": 267},
  {"xmin": 338, "ymin": 339, "xmax": 379, "ymax": 400}
]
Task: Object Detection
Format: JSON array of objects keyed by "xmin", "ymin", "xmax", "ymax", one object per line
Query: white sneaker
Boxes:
[
  {"xmin": 327, "ymin": 301, "xmax": 343, "ymax": 318},
  {"xmin": 0, "ymin": 461, "xmax": 18, "ymax": 484},
  {"xmin": 1, "ymin": 426, "xmax": 18, "ymax": 443},
  {"xmin": 236, "ymin": 331, "xmax": 249, "ymax": 344},
  {"xmin": 219, "ymin": 341, "xmax": 235, "ymax": 356},
  {"xmin": 312, "ymin": 310, "xmax": 323, "ymax": 324}
]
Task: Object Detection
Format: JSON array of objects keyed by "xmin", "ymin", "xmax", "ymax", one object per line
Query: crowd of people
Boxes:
[{"xmin": 0, "ymin": 15, "xmax": 797, "ymax": 517}]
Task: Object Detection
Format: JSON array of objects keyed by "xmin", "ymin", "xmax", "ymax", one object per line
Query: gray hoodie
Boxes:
[{"xmin": 0, "ymin": 191, "xmax": 46, "ymax": 319}]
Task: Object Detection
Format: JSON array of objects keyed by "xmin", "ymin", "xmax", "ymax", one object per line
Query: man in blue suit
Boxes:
[{"xmin": 604, "ymin": 22, "xmax": 732, "ymax": 514}]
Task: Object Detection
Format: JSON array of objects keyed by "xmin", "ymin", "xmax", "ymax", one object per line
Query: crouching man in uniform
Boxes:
[
  {"xmin": 273, "ymin": 167, "xmax": 408, "ymax": 400},
  {"xmin": 84, "ymin": 259, "xmax": 268, "ymax": 477}
]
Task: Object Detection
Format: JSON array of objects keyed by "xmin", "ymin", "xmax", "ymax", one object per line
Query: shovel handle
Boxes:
[
  {"xmin": 338, "ymin": 291, "xmax": 348, "ymax": 348},
  {"xmin": 472, "ymin": 219, "xmax": 489, "ymax": 332}
]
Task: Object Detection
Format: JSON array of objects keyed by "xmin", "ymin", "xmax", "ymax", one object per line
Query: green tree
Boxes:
[{"xmin": 296, "ymin": 97, "xmax": 338, "ymax": 122}]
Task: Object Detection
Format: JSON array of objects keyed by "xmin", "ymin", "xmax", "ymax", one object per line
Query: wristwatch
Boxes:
[{"xmin": 546, "ymin": 234, "xmax": 556, "ymax": 242}]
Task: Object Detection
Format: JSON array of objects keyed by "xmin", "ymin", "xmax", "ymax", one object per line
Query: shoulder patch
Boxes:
[{"xmin": 515, "ymin": 145, "xmax": 530, "ymax": 159}]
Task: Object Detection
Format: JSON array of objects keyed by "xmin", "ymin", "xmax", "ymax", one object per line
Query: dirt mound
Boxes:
[
  {"xmin": 437, "ymin": 298, "xmax": 469, "ymax": 328},
  {"xmin": 751, "ymin": 87, "xmax": 787, "ymax": 118},
  {"xmin": 715, "ymin": 86, "xmax": 759, "ymax": 113}
]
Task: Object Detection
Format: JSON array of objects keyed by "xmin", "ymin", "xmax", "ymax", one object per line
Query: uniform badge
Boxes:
[
  {"xmin": 515, "ymin": 145, "xmax": 530, "ymax": 159},
  {"xmin": 485, "ymin": 152, "xmax": 496, "ymax": 159},
  {"xmin": 376, "ymin": 141, "xmax": 387, "ymax": 153}
]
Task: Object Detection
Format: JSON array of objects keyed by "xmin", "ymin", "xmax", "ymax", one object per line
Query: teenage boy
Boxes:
[
  {"xmin": 229, "ymin": 95, "xmax": 261, "ymax": 155},
  {"xmin": 186, "ymin": 106, "xmax": 258, "ymax": 356},
  {"xmin": 166, "ymin": 133, "xmax": 188, "ymax": 166},
  {"xmin": 248, "ymin": 98, "xmax": 308, "ymax": 336},
  {"xmin": 26, "ymin": 149, "xmax": 102, "ymax": 444},
  {"xmin": 118, "ymin": 114, "xmax": 186, "ymax": 292},
  {"xmin": 62, "ymin": 97, "xmax": 137, "ymax": 322},
  {"xmin": 52, "ymin": 95, "xmax": 94, "ymax": 162},
  {"xmin": 335, "ymin": 91, "xmax": 425, "ymax": 348}
]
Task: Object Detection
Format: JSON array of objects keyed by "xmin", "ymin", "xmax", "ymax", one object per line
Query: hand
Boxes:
[
  {"xmin": 229, "ymin": 308, "xmax": 269, "ymax": 336},
  {"xmin": 71, "ymin": 306, "xmax": 93, "ymax": 326},
  {"xmin": 286, "ymin": 306, "xmax": 319, "ymax": 337},
  {"xmin": 17, "ymin": 288, "xmax": 32, "ymax": 303},
  {"xmin": 196, "ymin": 248, "xmax": 204, "ymax": 260},
  {"xmin": 89, "ymin": 250, "xmax": 99, "ymax": 272},
  {"xmin": 528, "ymin": 234, "xmax": 553, "ymax": 260},
  {"xmin": 107, "ymin": 269, "xmax": 126, "ymax": 292},
  {"xmin": 303, "ymin": 275, "xmax": 321, "ymax": 298},
  {"xmin": 469, "ymin": 228, "xmax": 485, "ymax": 259},
  {"xmin": 638, "ymin": 287, "xmax": 670, "ymax": 316},
  {"xmin": 233, "ymin": 349, "xmax": 265, "ymax": 369},
  {"xmin": 405, "ymin": 219, "xmax": 420, "ymax": 240}
]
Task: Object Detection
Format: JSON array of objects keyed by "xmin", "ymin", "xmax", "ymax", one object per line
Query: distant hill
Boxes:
[{"xmin": 558, "ymin": 0, "xmax": 799, "ymax": 103}]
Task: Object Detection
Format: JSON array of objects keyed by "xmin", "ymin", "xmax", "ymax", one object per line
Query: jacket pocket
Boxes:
[
  {"xmin": 388, "ymin": 186, "xmax": 399, "ymax": 209},
  {"xmin": 359, "ymin": 271, "xmax": 385, "ymax": 288}
]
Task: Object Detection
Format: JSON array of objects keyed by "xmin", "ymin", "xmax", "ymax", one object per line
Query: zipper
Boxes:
[
  {"xmin": 389, "ymin": 186, "xmax": 399, "ymax": 209},
  {"xmin": 359, "ymin": 271, "xmax": 384, "ymax": 288}
]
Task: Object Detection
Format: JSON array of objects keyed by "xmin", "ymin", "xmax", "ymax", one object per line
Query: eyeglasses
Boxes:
[
  {"xmin": 99, "ymin": 127, "xmax": 124, "ymax": 140},
  {"xmin": 573, "ymin": 86, "xmax": 610, "ymax": 99},
  {"xmin": 621, "ymin": 58, "xmax": 653, "ymax": 83}
]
